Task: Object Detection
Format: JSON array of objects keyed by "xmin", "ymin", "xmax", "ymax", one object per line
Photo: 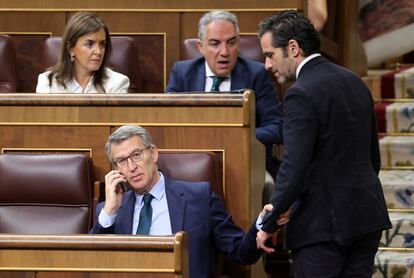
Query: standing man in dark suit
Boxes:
[
  {"xmin": 166, "ymin": 10, "xmax": 283, "ymax": 181},
  {"xmin": 255, "ymin": 10, "xmax": 392, "ymax": 277},
  {"xmin": 90, "ymin": 125, "xmax": 286, "ymax": 278}
]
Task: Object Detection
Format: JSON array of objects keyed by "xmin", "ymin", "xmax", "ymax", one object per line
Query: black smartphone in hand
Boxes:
[{"xmin": 118, "ymin": 181, "xmax": 127, "ymax": 192}]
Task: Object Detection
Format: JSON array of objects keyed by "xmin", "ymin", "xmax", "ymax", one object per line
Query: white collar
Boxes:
[
  {"xmin": 67, "ymin": 75, "xmax": 96, "ymax": 93},
  {"xmin": 296, "ymin": 53, "xmax": 321, "ymax": 79},
  {"xmin": 135, "ymin": 172, "xmax": 165, "ymax": 203},
  {"xmin": 204, "ymin": 61, "xmax": 231, "ymax": 78}
]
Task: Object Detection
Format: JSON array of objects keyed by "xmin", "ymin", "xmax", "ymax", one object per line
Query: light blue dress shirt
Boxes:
[
  {"xmin": 204, "ymin": 62, "xmax": 231, "ymax": 92},
  {"xmin": 98, "ymin": 172, "xmax": 172, "ymax": 235},
  {"xmin": 98, "ymin": 172, "xmax": 263, "ymax": 233}
]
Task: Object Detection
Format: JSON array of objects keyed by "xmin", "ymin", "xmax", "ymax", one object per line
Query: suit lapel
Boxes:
[
  {"xmin": 230, "ymin": 59, "xmax": 248, "ymax": 90},
  {"xmin": 165, "ymin": 177, "xmax": 186, "ymax": 233},
  {"xmin": 189, "ymin": 62, "xmax": 206, "ymax": 91},
  {"xmin": 116, "ymin": 191, "xmax": 135, "ymax": 234},
  {"xmin": 298, "ymin": 56, "xmax": 326, "ymax": 79}
]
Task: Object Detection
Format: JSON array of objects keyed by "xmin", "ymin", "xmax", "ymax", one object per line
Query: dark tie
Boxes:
[
  {"xmin": 136, "ymin": 193, "xmax": 154, "ymax": 235},
  {"xmin": 210, "ymin": 75, "xmax": 224, "ymax": 92}
]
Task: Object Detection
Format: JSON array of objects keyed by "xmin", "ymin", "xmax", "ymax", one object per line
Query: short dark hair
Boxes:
[{"xmin": 257, "ymin": 10, "xmax": 320, "ymax": 56}]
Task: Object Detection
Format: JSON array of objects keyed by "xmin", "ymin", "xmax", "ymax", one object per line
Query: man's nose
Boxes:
[
  {"xmin": 126, "ymin": 157, "xmax": 138, "ymax": 170},
  {"xmin": 219, "ymin": 43, "xmax": 230, "ymax": 56},
  {"xmin": 264, "ymin": 57, "xmax": 272, "ymax": 70}
]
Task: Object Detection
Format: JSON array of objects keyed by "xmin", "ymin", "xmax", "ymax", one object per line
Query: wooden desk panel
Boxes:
[
  {"xmin": 0, "ymin": 0, "xmax": 301, "ymax": 10},
  {"xmin": 0, "ymin": 233, "xmax": 188, "ymax": 278}
]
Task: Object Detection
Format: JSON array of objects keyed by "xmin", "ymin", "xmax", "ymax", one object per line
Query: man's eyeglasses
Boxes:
[{"xmin": 114, "ymin": 146, "xmax": 151, "ymax": 168}]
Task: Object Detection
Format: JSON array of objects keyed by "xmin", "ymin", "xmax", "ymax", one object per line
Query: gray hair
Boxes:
[
  {"xmin": 105, "ymin": 125, "xmax": 153, "ymax": 165},
  {"xmin": 198, "ymin": 10, "xmax": 240, "ymax": 41}
]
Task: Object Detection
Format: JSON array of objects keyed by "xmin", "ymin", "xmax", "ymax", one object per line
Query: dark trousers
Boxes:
[{"xmin": 291, "ymin": 230, "xmax": 382, "ymax": 278}]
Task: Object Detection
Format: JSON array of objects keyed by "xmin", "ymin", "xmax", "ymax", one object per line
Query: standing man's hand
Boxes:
[
  {"xmin": 277, "ymin": 208, "xmax": 291, "ymax": 225},
  {"xmin": 257, "ymin": 204, "xmax": 276, "ymax": 253},
  {"xmin": 257, "ymin": 206, "xmax": 291, "ymax": 253},
  {"xmin": 259, "ymin": 204, "xmax": 273, "ymax": 219},
  {"xmin": 103, "ymin": 170, "xmax": 127, "ymax": 215},
  {"xmin": 256, "ymin": 230, "xmax": 275, "ymax": 253}
]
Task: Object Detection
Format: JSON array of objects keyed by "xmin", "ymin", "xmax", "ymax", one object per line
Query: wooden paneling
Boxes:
[
  {"xmin": 37, "ymin": 274, "xmax": 173, "ymax": 278},
  {"xmin": 0, "ymin": 12, "xmax": 64, "ymax": 92},
  {"xmin": 93, "ymin": 12, "xmax": 179, "ymax": 92},
  {"xmin": 337, "ymin": 0, "xmax": 367, "ymax": 76},
  {"xmin": 0, "ymin": 12, "xmax": 65, "ymax": 33},
  {"xmin": 0, "ymin": 126, "xmax": 109, "ymax": 179},
  {"xmin": 0, "ymin": 273, "xmax": 34, "ymax": 278},
  {"xmin": 0, "ymin": 0, "xmax": 302, "ymax": 10},
  {"xmin": 180, "ymin": 11, "xmax": 277, "ymax": 38},
  {"xmin": 0, "ymin": 233, "xmax": 188, "ymax": 278}
]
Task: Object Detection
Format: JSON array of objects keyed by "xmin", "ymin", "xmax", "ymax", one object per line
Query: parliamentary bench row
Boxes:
[
  {"xmin": 0, "ymin": 34, "xmax": 265, "ymax": 94},
  {"xmin": 0, "ymin": 151, "xmax": 222, "ymax": 234}
]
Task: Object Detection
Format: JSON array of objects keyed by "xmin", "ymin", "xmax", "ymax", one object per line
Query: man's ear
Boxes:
[
  {"xmin": 288, "ymin": 39, "xmax": 300, "ymax": 57},
  {"xmin": 197, "ymin": 39, "xmax": 204, "ymax": 55},
  {"xmin": 151, "ymin": 145, "xmax": 159, "ymax": 164}
]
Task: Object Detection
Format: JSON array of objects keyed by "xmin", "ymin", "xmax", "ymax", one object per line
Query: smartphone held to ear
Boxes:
[{"xmin": 118, "ymin": 181, "xmax": 127, "ymax": 192}]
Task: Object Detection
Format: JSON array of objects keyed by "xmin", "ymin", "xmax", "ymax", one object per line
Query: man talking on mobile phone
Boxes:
[{"xmin": 90, "ymin": 125, "xmax": 288, "ymax": 278}]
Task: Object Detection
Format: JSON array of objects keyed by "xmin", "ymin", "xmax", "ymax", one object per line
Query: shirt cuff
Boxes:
[
  {"xmin": 98, "ymin": 209, "xmax": 117, "ymax": 228},
  {"xmin": 255, "ymin": 215, "xmax": 263, "ymax": 230}
]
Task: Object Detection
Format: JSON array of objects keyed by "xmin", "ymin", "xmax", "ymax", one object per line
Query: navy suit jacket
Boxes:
[
  {"xmin": 90, "ymin": 176, "xmax": 261, "ymax": 278},
  {"xmin": 166, "ymin": 56, "xmax": 283, "ymax": 177},
  {"xmin": 262, "ymin": 56, "xmax": 392, "ymax": 250}
]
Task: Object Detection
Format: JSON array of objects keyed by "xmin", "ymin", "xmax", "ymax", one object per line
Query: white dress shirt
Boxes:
[
  {"xmin": 36, "ymin": 67, "xmax": 130, "ymax": 93},
  {"xmin": 98, "ymin": 172, "xmax": 172, "ymax": 235},
  {"xmin": 296, "ymin": 53, "xmax": 321, "ymax": 79},
  {"xmin": 204, "ymin": 61, "xmax": 231, "ymax": 92},
  {"xmin": 99, "ymin": 172, "xmax": 264, "ymax": 234}
]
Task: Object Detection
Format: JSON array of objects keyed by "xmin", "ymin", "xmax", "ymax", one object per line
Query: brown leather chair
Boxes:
[
  {"xmin": 157, "ymin": 150, "xmax": 225, "ymax": 276},
  {"xmin": 0, "ymin": 35, "xmax": 18, "ymax": 92},
  {"xmin": 110, "ymin": 36, "xmax": 142, "ymax": 92},
  {"xmin": 0, "ymin": 153, "xmax": 94, "ymax": 234},
  {"xmin": 157, "ymin": 151, "xmax": 223, "ymax": 199},
  {"xmin": 182, "ymin": 35, "xmax": 265, "ymax": 63},
  {"xmin": 41, "ymin": 36, "xmax": 142, "ymax": 92},
  {"xmin": 41, "ymin": 36, "xmax": 61, "ymax": 71}
]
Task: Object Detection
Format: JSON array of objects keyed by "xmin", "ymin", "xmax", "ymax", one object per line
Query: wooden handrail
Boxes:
[{"xmin": 0, "ymin": 92, "xmax": 249, "ymax": 107}]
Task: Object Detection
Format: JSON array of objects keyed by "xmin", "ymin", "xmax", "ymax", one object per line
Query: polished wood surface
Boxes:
[
  {"xmin": 0, "ymin": 233, "xmax": 188, "ymax": 278},
  {"xmin": 0, "ymin": 93, "xmax": 248, "ymax": 124},
  {"xmin": 0, "ymin": 0, "xmax": 302, "ymax": 10}
]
